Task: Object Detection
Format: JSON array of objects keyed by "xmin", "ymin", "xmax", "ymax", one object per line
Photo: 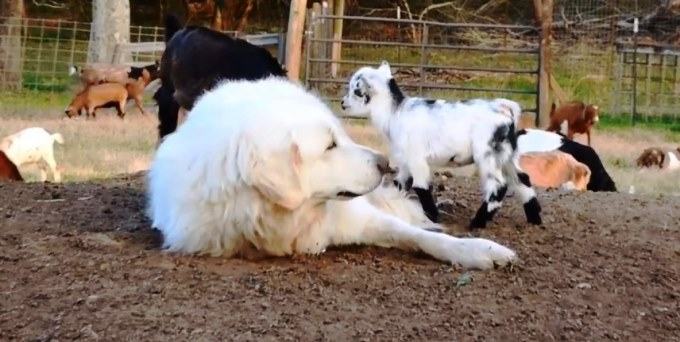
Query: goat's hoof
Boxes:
[
  {"xmin": 469, "ymin": 218, "xmax": 487, "ymax": 230},
  {"xmin": 527, "ymin": 217, "xmax": 542, "ymax": 225}
]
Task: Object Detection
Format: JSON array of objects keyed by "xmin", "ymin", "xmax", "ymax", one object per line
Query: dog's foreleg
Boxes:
[{"xmin": 328, "ymin": 200, "xmax": 516, "ymax": 270}]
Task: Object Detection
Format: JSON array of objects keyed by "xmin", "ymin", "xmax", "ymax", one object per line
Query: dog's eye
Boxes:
[
  {"xmin": 353, "ymin": 88, "xmax": 363, "ymax": 97},
  {"xmin": 326, "ymin": 140, "xmax": 337, "ymax": 151}
]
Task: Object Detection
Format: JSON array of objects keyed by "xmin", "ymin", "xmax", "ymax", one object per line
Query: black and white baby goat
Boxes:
[{"xmin": 341, "ymin": 62, "xmax": 542, "ymax": 229}]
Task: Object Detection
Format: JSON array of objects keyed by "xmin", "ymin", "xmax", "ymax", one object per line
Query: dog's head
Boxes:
[
  {"xmin": 237, "ymin": 113, "xmax": 389, "ymax": 210},
  {"xmin": 341, "ymin": 61, "xmax": 399, "ymax": 117},
  {"xmin": 164, "ymin": 78, "xmax": 390, "ymax": 211}
]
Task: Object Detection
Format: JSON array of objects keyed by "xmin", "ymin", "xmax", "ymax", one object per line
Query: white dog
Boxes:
[
  {"xmin": 147, "ymin": 78, "xmax": 516, "ymax": 269},
  {"xmin": 0, "ymin": 127, "xmax": 64, "ymax": 182}
]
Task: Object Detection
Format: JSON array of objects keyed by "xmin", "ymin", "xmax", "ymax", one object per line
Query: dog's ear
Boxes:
[{"xmin": 239, "ymin": 137, "xmax": 306, "ymax": 210}]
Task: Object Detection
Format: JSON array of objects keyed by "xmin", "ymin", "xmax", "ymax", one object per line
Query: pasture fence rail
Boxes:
[
  {"xmin": 0, "ymin": 17, "xmax": 285, "ymax": 111},
  {"xmin": 304, "ymin": 12, "xmax": 543, "ymax": 119},
  {"xmin": 552, "ymin": 0, "xmax": 680, "ymax": 121}
]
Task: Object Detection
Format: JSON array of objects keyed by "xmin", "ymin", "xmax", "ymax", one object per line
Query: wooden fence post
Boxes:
[
  {"xmin": 331, "ymin": 0, "xmax": 344, "ymax": 77},
  {"xmin": 535, "ymin": 0, "xmax": 553, "ymax": 128},
  {"xmin": 285, "ymin": 0, "xmax": 307, "ymax": 81}
]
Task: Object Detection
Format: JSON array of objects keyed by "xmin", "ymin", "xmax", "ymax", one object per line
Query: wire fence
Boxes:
[
  {"xmin": 305, "ymin": 11, "xmax": 542, "ymax": 118},
  {"xmin": 0, "ymin": 17, "xmax": 164, "ymax": 94},
  {"xmin": 551, "ymin": 0, "xmax": 680, "ymax": 120}
]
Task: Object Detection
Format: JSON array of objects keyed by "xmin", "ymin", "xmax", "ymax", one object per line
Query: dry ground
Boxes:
[
  {"xmin": 1, "ymin": 173, "xmax": 679, "ymax": 340},
  {"xmin": 1, "ymin": 107, "xmax": 680, "ymax": 340}
]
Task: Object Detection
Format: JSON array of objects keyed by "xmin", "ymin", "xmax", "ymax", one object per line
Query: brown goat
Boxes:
[
  {"xmin": 123, "ymin": 68, "xmax": 157, "ymax": 116},
  {"xmin": 546, "ymin": 101, "xmax": 600, "ymax": 146},
  {"xmin": 65, "ymin": 83, "xmax": 128, "ymax": 119},
  {"xmin": 0, "ymin": 151, "xmax": 23, "ymax": 182},
  {"xmin": 519, "ymin": 151, "xmax": 591, "ymax": 191},
  {"xmin": 636, "ymin": 147, "xmax": 666, "ymax": 168}
]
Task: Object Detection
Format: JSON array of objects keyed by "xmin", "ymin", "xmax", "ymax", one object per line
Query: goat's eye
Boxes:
[
  {"xmin": 353, "ymin": 88, "xmax": 363, "ymax": 97},
  {"xmin": 326, "ymin": 140, "xmax": 337, "ymax": 151}
]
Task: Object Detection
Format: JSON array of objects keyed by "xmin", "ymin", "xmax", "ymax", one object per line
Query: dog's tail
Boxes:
[
  {"xmin": 164, "ymin": 14, "xmax": 183, "ymax": 42},
  {"xmin": 52, "ymin": 133, "xmax": 65, "ymax": 145}
]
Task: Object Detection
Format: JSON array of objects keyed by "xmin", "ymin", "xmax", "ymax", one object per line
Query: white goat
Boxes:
[
  {"xmin": 341, "ymin": 62, "xmax": 542, "ymax": 228},
  {"xmin": 0, "ymin": 127, "xmax": 64, "ymax": 182}
]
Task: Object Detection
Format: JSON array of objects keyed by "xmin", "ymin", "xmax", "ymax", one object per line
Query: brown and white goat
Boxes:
[
  {"xmin": 65, "ymin": 83, "xmax": 128, "ymax": 118},
  {"xmin": 70, "ymin": 63, "xmax": 130, "ymax": 87},
  {"xmin": 546, "ymin": 101, "xmax": 600, "ymax": 146},
  {"xmin": 70, "ymin": 62, "xmax": 159, "ymax": 88},
  {"xmin": 636, "ymin": 147, "xmax": 666, "ymax": 168},
  {"xmin": 0, "ymin": 151, "xmax": 23, "ymax": 182},
  {"xmin": 519, "ymin": 150, "xmax": 592, "ymax": 191}
]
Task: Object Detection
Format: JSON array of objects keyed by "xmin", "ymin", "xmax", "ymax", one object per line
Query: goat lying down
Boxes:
[
  {"xmin": 147, "ymin": 77, "xmax": 516, "ymax": 270},
  {"xmin": 519, "ymin": 151, "xmax": 591, "ymax": 191},
  {"xmin": 341, "ymin": 62, "xmax": 542, "ymax": 229},
  {"xmin": 516, "ymin": 129, "xmax": 617, "ymax": 192}
]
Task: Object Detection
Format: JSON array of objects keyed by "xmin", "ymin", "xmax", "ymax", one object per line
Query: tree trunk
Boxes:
[
  {"xmin": 88, "ymin": 0, "xmax": 130, "ymax": 64},
  {"xmin": 0, "ymin": 0, "xmax": 25, "ymax": 90}
]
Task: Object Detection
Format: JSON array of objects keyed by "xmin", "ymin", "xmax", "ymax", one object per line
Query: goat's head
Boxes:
[
  {"xmin": 64, "ymin": 92, "xmax": 85, "ymax": 118},
  {"xmin": 341, "ymin": 61, "xmax": 402, "ymax": 117},
  {"xmin": 584, "ymin": 104, "xmax": 600, "ymax": 125}
]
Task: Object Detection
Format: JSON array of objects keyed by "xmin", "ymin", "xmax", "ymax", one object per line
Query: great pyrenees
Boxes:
[{"xmin": 147, "ymin": 78, "xmax": 517, "ymax": 270}]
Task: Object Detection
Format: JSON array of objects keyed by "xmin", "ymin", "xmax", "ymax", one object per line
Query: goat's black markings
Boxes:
[
  {"xmin": 508, "ymin": 123, "xmax": 517, "ymax": 150},
  {"xmin": 388, "ymin": 78, "xmax": 405, "ymax": 106},
  {"xmin": 489, "ymin": 185, "xmax": 508, "ymax": 203},
  {"xmin": 414, "ymin": 186, "xmax": 439, "ymax": 223},
  {"xmin": 490, "ymin": 124, "xmax": 511, "ymax": 152},
  {"xmin": 518, "ymin": 172, "xmax": 532, "ymax": 187},
  {"xmin": 469, "ymin": 202, "xmax": 489, "ymax": 229},
  {"xmin": 557, "ymin": 138, "xmax": 617, "ymax": 192},
  {"xmin": 424, "ymin": 99, "xmax": 437, "ymax": 106},
  {"xmin": 523, "ymin": 197, "xmax": 542, "ymax": 225}
]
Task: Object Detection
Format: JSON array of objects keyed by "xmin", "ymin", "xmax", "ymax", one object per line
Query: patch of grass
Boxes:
[{"xmin": 598, "ymin": 114, "xmax": 680, "ymax": 142}]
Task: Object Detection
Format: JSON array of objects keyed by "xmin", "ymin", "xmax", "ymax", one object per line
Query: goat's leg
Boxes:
[
  {"xmin": 116, "ymin": 100, "xmax": 126, "ymax": 119},
  {"xmin": 133, "ymin": 96, "xmax": 146, "ymax": 115},
  {"xmin": 43, "ymin": 152, "xmax": 61, "ymax": 183},
  {"xmin": 503, "ymin": 160, "xmax": 542, "ymax": 225},
  {"xmin": 408, "ymin": 157, "xmax": 438, "ymax": 223},
  {"xmin": 38, "ymin": 165, "xmax": 48, "ymax": 182},
  {"xmin": 470, "ymin": 140, "xmax": 508, "ymax": 229},
  {"xmin": 470, "ymin": 164, "xmax": 507, "ymax": 229}
]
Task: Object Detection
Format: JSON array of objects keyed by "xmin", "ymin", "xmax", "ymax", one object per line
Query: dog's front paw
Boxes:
[{"xmin": 452, "ymin": 239, "xmax": 517, "ymax": 270}]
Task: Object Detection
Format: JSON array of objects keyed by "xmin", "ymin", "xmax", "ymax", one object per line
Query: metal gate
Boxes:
[{"xmin": 304, "ymin": 12, "xmax": 542, "ymax": 117}]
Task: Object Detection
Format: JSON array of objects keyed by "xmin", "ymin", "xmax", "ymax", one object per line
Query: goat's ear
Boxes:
[
  {"xmin": 239, "ymin": 137, "xmax": 306, "ymax": 210},
  {"xmin": 378, "ymin": 61, "xmax": 392, "ymax": 76}
]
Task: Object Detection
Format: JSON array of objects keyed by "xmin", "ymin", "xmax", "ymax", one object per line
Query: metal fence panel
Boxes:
[{"xmin": 304, "ymin": 14, "xmax": 542, "ymax": 118}]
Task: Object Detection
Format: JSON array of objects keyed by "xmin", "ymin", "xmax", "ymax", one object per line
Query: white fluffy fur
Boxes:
[
  {"xmin": 147, "ymin": 77, "xmax": 516, "ymax": 269},
  {"xmin": 516, "ymin": 128, "xmax": 565, "ymax": 155},
  {"xmin": 341, "ymin": 62, "xmax": 540, "ymax": 227},
  {"xmin": 0, "ymin": 127, "xmax": 64, "ymax": 182}
]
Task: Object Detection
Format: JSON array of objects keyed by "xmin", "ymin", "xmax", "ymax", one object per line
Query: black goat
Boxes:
[{"xmin": 154, "ymin": 15, "xmax": 286, "ymax": 139}]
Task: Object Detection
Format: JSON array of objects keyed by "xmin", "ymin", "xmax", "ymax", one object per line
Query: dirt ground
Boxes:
[{"xmin": 1, "ymin": 173, "xmax": 679, "ymax": 341}]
